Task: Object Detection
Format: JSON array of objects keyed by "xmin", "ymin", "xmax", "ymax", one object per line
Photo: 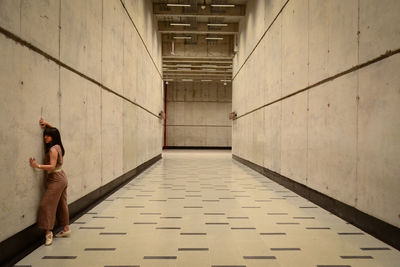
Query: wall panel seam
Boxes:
[
  {"xmin": 233, "ymin": 48, "xmax": 400, "ymax": 120},
  {"xmin": 0, "ymin": 25, "xmax": 160, "ymax": 119}
]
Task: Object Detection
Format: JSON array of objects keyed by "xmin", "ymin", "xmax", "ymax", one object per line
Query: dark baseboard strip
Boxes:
[
  {"xmin": 164, "ymin": 146, "xmax": 232, "ymax": 150},
  {"xmin": 0, "ymin": 154, "xmax": 162, "ymax": 267},
  {"xmin": 232, "ymin": 154, "xmax": 400, "ymax": 251}
]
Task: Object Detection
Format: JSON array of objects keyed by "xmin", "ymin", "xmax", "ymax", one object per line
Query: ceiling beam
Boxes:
[{"xmin": 158, "ymin": 22, "xmax": 238, "ymax": 35}]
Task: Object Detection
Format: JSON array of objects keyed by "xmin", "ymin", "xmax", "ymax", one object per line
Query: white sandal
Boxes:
[
  {"xmin": 55, "ymin": 229, "xmax": 71, "ymax": 238},
  {"xmin": 45, "ymin": 232, "xmax": 53, "ymax": 246}
]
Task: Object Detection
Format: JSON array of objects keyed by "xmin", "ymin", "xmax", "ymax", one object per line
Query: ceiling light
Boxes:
[
  {"xmin": 211, "ymin": 4, "xmax": 235, "ymax": 7},
  {"xmin": 182, "ymin": 79, "xmax": 193, "ymax": 81},
  {"xmin": 164, "ymin": 79, "xmax": 174, "ymax": 81},
  {"xmin": 176, "ymin": 64, "xmax": 192, "ymax": 67},
  {"xmin": 173, "ymin": 36, "xmax": 192, "ymax": 39},
  {"xmin": 220, "ymin": 80, "xmax": 231, "ymax": 82},
  {"xmin": 177, "ymin": 68, "xmax": 191, "ymax": 71},
  {"xmin": 167, "ymin": 4, "xmax": 191, "ymax": 7},
  {"xmin": 205, "ymin": 37, "xmax": 224, "ymax": 40},
  {"xmin": 170, "ymin": 23, "xmax": 191, "ymax": 26},
  {"xmin": 201, "ymin": 80, "xmax": 213, "ymax": 82},
  {"xmin": 207, "ymin": 23, "xmax": 228, "ymax": 27}
]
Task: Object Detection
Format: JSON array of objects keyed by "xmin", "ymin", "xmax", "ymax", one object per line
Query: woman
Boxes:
[{"xmin": 29, "ymin": 118, "xmax": 71, "ymax": 246}]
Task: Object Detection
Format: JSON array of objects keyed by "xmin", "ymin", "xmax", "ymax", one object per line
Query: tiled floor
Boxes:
[{"xmin": 16, "ymin": 150, "xmax": 400, "ymax": 267}]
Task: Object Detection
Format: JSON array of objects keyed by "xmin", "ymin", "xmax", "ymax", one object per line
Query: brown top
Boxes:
[{"xmin": 45, "ymin": 144, "xmax": 63, "ymax": 169}]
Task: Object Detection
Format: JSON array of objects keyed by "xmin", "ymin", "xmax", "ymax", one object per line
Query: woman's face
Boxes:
[{"xmin": 44, "ymin": 135, "xmax": 52, "ymax": 144}]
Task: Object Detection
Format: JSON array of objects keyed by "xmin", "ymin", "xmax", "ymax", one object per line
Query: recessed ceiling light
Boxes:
[
  {"xmin": 207, "ymin": 23, "xmax": 228, "ymax": 27},
  {"xmin": 201, "ymin": 79, "xmax": 213, "ymax": 82},
  {"xmin": 205, "ymin": 37, "xmax": 224, "ymax": 40},
  {"xmin": 177, "ymin": 68, "xmax": 191, "ymax": 71},
  {"xmin": 167, "ymin": 4, "xmax": 191, "ymax": 7},
  {"xmin": 211, "ymin": 4, "xmax": 235, "ymax": 7},
  {"xmin": 173, "ymin": 36, "xmax": 192, "ymax": 39},
  {"xmin": 170, "ymin": 23, "xmax": 191, "ymax": 26}
]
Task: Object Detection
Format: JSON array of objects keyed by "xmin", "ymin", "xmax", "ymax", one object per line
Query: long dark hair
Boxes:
[{"xmin": 43, "ymin": 126, "xmax": 65, "ymax": 156}]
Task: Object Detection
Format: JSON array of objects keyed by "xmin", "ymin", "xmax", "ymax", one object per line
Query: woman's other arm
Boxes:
[{"xmin": 29, "ymin": 147, "xmax": 58, "ymax": 171}]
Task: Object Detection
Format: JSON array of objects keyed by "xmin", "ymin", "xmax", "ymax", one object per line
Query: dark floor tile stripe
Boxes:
[
  {"xmin": 73, "ymin": 221, "xmax": 86, "ymax": 224},
  {"xmin": 293, "ymin": 217, "xmax": 315, "ymax": 219},
  {"xmin": 168, "ymin": 197, "xmax": 185, "ymax": 199},
  {"xmin": 184, "ymin": 206, "xmax": 203, "ymax": 208},
  {"xmin": 338, "ymin": 232, "xmax": 365, "ymax": 235},
  {"xmin": 227, "ymin": 217, "xmax": 249, "ymax": 219},
  {"xmin": 211, "ymin": 265, "xmax": 246, "ymax": 267},
  {"xmin": 117, "ymin": 197, "xmax": 134, "ymax": 199},
  {"xmin": 270, "ymin": 248, "xmax": 301, "ymax": 251},
  {"xmin": 156, "ymin": 227, "xmax": 181, "ymax": 229},
  {"xmin": 178, "ymin": 248, "xmax": 209, "ymax": 251},
  {"xmin": 42, "ymin": 256, "xmax": 77, "ymax": 259},
  {"xmin": 104, "ymin": 265, "xmax": 139, "ymax": 267},
  {"xmin": 306, "ymin": 227, "xmax": 331, "ymax": 230},
  {"xmin": 276, "ymin": 222, "xmax": 300, "ymax": 225},
  {"xmin": 140, "ymin": 213, "xmax": 162, "ymax": 215},
  {"xmin": 340, "ymin": 256, "xmax": 373, "ymax": 259},
  {"xmin": 134, "ymin": 222, "xmax": 157, "ymax": 224},
  {"xmin": 268, "ymin": 213, "xmax": 288, "ymax": 215},
  {"xmin": 204, "ymin": 213, "xmax": 225, "ymax": 215},
  {"xmin": 87, "ymin": 212, "xmax": 98, "ymax": 214},
  {"xmin": 125, "ymin": 206, "xmax": 145, "ymax": 208},
  {"xmin": 80, "ymin": 227, "xmax": 105, "ymax": 229},
  {"xmin": 99, "ymin": 232, "xmax": 127, "ymax": 235},
  {"xmin": 270, "ymin": 197, "xmax": 286, "ymax": 200},
  {"xmin": 317, "ymin": 265, "xmax": 351, "ymax": 267},
  {"xmin": 85, "ymin": 248, "xmax": 116, "ymax": 251},
  {"xmin": 206, "ymin": 222, "xmax": 229, "ymax": 225},
  {"xmin": 143, "ymin": 256, "xmax": 177, "ymax": 259},
  {"xmin": 149, "ymin": 200, "xmax": 167, "ymax": 202},
  {"xmin": 160, "ymin": 217, "xmax": 182, "ymax": 219},
  {"xmin": 255, "ymin": 200, "xmax": 272, "ymax": 202},
  {"xmin": 231, "ymin": 227, "xmax": 256, "ymax": 230},
  {"xmin": 14, "ymin": 265, "xmax": 32, "ymax": 267},
  {"xmin": 185, "ymin": 195, "xmax": 202, "ymax": 197},
  {"xmin": 241, "ymin": 206, "xmax": 261, "ymax": 208},
  {"xmin": 243, "ymin": 256, "xmax": 276, "ymax": 259},
  {"xmin": 299, "ymin": 206, "xmax": 318, "ymax": 209},
  {"xmin": 360, "ymin": 247, "xmax": 390, "ymax": 250},
  {"xmin": 180, "ymin": 232, "xmax": 207, "ymax": 235},
  {"xmin": 260, "ymin": 232, "xmax": 286, "ymax": 235}
]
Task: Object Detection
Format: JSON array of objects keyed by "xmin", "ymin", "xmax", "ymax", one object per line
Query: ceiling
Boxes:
[{"xmin": 153, "ymin": 0, "xmax": 246, "ymax": 83}]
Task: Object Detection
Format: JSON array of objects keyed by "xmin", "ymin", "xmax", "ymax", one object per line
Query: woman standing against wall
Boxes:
[{"xmin": 29, "ymin": 118, "xmax": 71, "ymax": 246}]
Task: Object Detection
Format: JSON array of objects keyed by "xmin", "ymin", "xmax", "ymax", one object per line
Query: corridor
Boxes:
[{"xmin": 15, "ymin": 150, "xmax": 400, "ymax": 267}]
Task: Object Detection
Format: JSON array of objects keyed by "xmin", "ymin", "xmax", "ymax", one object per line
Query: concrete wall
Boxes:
[
  {"xmin": 166, "ymin": 82, "xmax": 232, "ymax": 147},
  {"xmin": 232, "ymin": 0, "xmax": 400, "ymax": 228},
  {"xmin": 0, "ymin": 0, "xmax": 163, "ymax": 242}
]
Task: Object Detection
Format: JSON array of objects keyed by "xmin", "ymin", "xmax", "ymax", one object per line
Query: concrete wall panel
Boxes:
[
  {"xmin": 0, "ymin": 0, "xmax": 20, "ymax": 34},
  {"xmin": 281, "ymin": 0, "xmax": 309, "ymax": 96},
  {"xmin": 357, "ymin": 55, "xmax": 400, "ymax": 227},
  {"xmin": 359, "ymin": 0, "xmax": 400, "ymax": 63},
  {"xmin": 264, "ymin": 16, "xmax": 282, "ymax": 104},
  {"xmin": 60, "ymin": 69, "xmax": 102, "ymax": 202},
  {"xmin": 308, "ymin": 73, "xmax": 358, "ymax": 206},
  {"xmin": 263, "ymin": 102, "xmax": 281, "ymax": 173},
  {"xmin": 102, "ymin": 0, "xmax": 124, "ymax": 94},
  {"xmin": 0, "ymin": 37, "xmax": 60, "ymax": 241},
  {"xmin": 21, "ymin": 0, "xmax": 60, "ymax": 59},
  {"xmin": 280, "ymin": 92, "xmax": 308, "ymax": 184},
  {"xmin": 60, "ymin": 0, "xmax": 102, "ymax": 81}
]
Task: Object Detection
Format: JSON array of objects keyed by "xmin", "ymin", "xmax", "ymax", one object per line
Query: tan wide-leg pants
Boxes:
[{"xmin": 38, "ymin": 171, "xmax": 69, "ymax": 230}]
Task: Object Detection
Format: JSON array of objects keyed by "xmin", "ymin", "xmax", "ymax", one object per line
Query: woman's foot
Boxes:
[
  {"xmin": 55, "ymin": 229, "xmax": 71, "ymax": 238},
  {"xmin": 45, "ymin": 232, "xmax": 53, "ymax": 246}
]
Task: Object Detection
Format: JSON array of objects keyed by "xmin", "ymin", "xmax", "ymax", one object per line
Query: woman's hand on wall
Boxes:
[{"xmin": 29, "ymin": 157, "xmax": 39, "ymax": 169}]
